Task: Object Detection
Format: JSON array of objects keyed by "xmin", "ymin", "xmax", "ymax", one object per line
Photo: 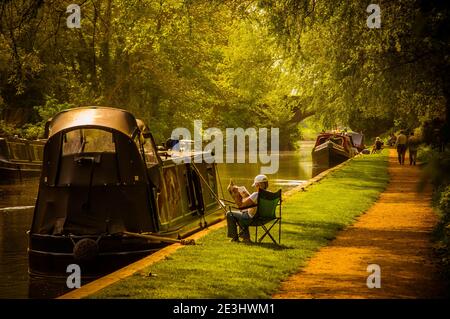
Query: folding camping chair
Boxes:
[{"xmin": 228, "ymin": 189, "xmax": 282, "ymax": 244}]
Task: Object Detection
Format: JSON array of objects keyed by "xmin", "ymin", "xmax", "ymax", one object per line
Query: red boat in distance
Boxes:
[{"xmin": 312, "ymin": 132, "xmax": 359, "ymax": 167}]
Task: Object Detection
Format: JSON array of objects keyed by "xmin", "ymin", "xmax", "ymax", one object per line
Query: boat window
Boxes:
[
  {"xmin": 317, "ymin": 137, "xmax": 327, "ymax": 145},
  {"xmin": 143, "ymin": 138, "xmax": 158, "ymax": 164},
  {"xmin": 30, "ymin": 144, "xmax": 44, "ymax": 162},
  {"xmin": 330, "ymin": 137, "xmax": 344, "ymax": 146},
  {"xmin": 0, "ymin": 139, "xmax": 8, "ymax": 160},
  {"xmin": 133, "ymin": 134, "xmax": 158, "ymax": 165},
  {"xmin": 7, "ymin": 141, "xmax": 30, "ymax": 160},
  {"xmin": 62, "ymin": 129, "xmax": 115, "ymax": 155}
]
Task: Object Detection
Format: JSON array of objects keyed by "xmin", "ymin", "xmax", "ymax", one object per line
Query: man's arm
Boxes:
[
  {"xmin": 241, "ymin": 196, "xmax": 257, "ymax": 208},
  {"xmin": 234, "ymin": 196, "xmax": 253, "ymax": 209},
  {"xmin": 235, "ymin": 193, "xmax": 257, "ymax": 209}
]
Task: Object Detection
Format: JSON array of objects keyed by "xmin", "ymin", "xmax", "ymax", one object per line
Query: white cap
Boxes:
[{"xmin": 252, "ymin": 174, "xmax": 268, "ymax": 187}]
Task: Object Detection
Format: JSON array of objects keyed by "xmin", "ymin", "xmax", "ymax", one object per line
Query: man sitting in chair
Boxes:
[
  {"xmin": 371, "ymin": 137, "xmax": 384, "ymax": 154},
  {"xmin": 226, "ymin": 174, "xmax": 269, "ymax": 243}
]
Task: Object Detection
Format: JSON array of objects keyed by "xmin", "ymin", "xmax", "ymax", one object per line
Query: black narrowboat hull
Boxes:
[
  {"xmin": 312, "ymin": 141, "xmax": 351, "ymax": 167},
  {"xmin": 28, "ymin": 209, "xmax": 224, "ymax": 278},
  {"xmin": 28, "ymin": 234, "xmax": 165, "ymax": 278}
]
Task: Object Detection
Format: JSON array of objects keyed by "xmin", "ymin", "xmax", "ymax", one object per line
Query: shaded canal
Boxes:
[{"xmin": 0, "ymin": 141, "xmax": 317, "ymax": 298}]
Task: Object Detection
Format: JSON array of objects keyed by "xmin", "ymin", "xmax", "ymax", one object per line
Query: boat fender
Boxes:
[{"xmin": 73, "ymin": 238, "xmax": 99, "ymax": 262}]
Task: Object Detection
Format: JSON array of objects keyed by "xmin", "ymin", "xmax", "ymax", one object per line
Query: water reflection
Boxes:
[
  {"xmin": 0, "ymin": 141, "xmax": 318, "ymax": 298},
  {"xmin": 217, "ymin": 141, "xmax": 316, "ymax": 197},
  {"xmin": 312, "ymin": 165, "xmax": 329, "ymax": 177},
  {"xmin": 0, "ymin": 179, "xmax": 38, "ymax": 299},
  {"xmin": 28, "ymin": 277, "xmax": 89, "ymax": 299}
]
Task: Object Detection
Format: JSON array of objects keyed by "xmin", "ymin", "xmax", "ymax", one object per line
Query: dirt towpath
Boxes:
[{"xmin": 273, "ymin": 149, "xmax": 447, "ymax": 298}]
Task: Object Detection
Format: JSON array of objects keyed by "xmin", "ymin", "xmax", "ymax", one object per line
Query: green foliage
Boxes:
[
  {"xmin": 26, "ymin": 96, "xmax": 74, "ymax": 139},
  {"xmin": 0, "ymin": 120, "xmax": 19, "ymax": 137},
  {"xmin": 5, "ymin": 96, "xmax": 73, "ymax": 139},
  {"xmin": 434, "ymin": 185, "xmax": 450, "ymax": 280},
  {"xmin": 419, "ymin": 147, "xmax": 450, "ymax": 282},
  {"xmin": 0, "ymin": 0, "xmax": 449, "ymax": 145},
  {"xmin": 439, "ymin": 186, "xmax": 450, "ymax": 215},
  {"xmin": 421, "ymin": 150, "xmax": 450, "ymax": 191},
  {"xmin": 0, "ymin": 0, "xmax": 311, "ymax": 147},
  {"xmin": 417, "ymin": 145, "xmax": 434, "ymax": 163},
  {"xmin": 260, "ymin": 0, "xmax": 449, "ymax": 136},
  {"xmin": 34, "ymin": 96, "xmax": 74, "ymax": 124}
]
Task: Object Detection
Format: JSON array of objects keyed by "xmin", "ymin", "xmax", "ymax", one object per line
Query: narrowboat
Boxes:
[
  {"xmin": 0, "ymin": 137, "xmax": 44, "ymax": 181},
  {"xmin": 311, "ymin": 132, "xmax": 357, "ymax": 167},
  {"xmin": 28, "ymin": 107, "xmax": 224, "ymax": 278},
  {"xmin": 347, "ymin": 131, "xmax": 366, "ymax": 152}
]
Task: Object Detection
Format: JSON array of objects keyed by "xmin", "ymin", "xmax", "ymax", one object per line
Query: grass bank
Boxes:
[{"xmin": 90, "ymin": 151, "xmax": 389, "ymax": 298}]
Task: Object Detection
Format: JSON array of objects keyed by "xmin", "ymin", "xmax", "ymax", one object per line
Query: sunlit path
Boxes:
[{"xmin": 273, "ymin": 149, "xmax": 447, "ymax": 299}]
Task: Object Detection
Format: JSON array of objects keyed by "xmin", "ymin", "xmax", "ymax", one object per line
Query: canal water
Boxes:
[{"xmin": 0, "ymin": 141, "xmax": 317, "ymax": 298}]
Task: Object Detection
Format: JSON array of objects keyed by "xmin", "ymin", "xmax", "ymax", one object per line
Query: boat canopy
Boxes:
[
  {"xmin": 47, "ymin": 107, "xmax": 139, "ymax": 138},
  {"xmin": 32, "ymin": 107, "xmax": 158, "ymax": 235},
  {"xmin": 347, "ymin": 132, "xmax": 365, "ymax": 148}
]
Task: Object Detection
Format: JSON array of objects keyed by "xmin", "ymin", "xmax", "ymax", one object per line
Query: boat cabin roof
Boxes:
[
  {"xmin": 315, "ymin": 132, "xmax": 355, "ymax": 148},
  {"xmin": 47, "ymin": 107, "xmax": 139, "ymax": 138},
  {"xmin": 347, "ymin": 132, "xmax": 364, "ymax": 147}
]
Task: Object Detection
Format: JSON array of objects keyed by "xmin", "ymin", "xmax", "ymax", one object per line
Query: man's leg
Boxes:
[
  {"xmin": 226, "ymin": 211, "xmax": 251, "ymax": 241},
  {"xmin": 402, "ymin": 147, "xmax": 407, "ymax": 165},
  {"xmin": 400, "ymin": 145, "xmax": 405, "ymax": 164},
  {"xmin": 239, "ymin": 225, "xmax": 250, "ymax": 241},
  {"xmin": 397, "ymin": 146, "xmax": 402, "ymax": 164},
  {"xmin": 226, "ymin": 211, "xmax": 239, "ymax": 240}
]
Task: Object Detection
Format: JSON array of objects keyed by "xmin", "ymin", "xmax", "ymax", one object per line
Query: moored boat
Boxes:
[
  {"xmin": 28, "ymin": 106, "xmax": 224, "ymax": 278},
  {"xmin": 0, "ymin": 137, "xmax": 45, "ymax": 181},
  {"xmin": 311, "ymin": 132, "xmax": 357, "ymax": 167}
]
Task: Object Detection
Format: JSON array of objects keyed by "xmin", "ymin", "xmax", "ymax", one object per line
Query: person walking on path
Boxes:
[
  {"xmin": 408, "ymin": 132, "xmax": 420, "ymax": 165},
  {"xmin": 273, "ymin": 148, "xmax": 447, "ymax": 299},
  {"xmin": 394, "ymin": 130, "xmax": 408, "ymax": 165}
]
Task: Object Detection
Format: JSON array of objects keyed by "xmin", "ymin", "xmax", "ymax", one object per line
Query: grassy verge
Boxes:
[{"xmin": 90, "ymin": 151, "xmax": 389, "ymax": 298}]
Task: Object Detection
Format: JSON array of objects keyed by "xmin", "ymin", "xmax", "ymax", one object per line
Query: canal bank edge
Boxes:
[{"xmin": 58, "ymin": 156, "xmax": 356, "ymax": 299}]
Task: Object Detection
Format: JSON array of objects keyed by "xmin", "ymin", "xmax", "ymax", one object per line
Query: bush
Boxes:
[
  {"xmin": 0, "ymin": 96, "xmax": 73, "ymax": 139},
  {"xmin": 439, "ymin": 185, "xmax": 450, "ymax": 217},
  {"xmin": 434, "ymin": 183, "xmax": 450, "ymax": 282},
  {"xmin": 417, "ymin": 145, "xmax": 433, "ymax": 163},
  {"xmin": 421, "ymin": 148, "xmax": 450, "ymax": 285},
  {"xmin": 0, "ymin": 120, "xmax": 19, "ymax": 137},
  {"xmin": 26, "ymin": 96, "xmax": 74, "ymax": 139},
  {"xmin": 420, "ymin": 149, "xmax": 450, "ymax": 192}
]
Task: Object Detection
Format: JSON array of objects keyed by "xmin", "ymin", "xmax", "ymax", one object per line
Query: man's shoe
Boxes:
[
  {"xmin": 241, "ymin": 237, "xmax": 252, "ymax": 243},
  {"xmin": 230, "ymin": 237, "xmax": 239, "ymax": 243},
  {"xmin": 239, "ymin": 232, "xmax": 250, "ymax": 239}
]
